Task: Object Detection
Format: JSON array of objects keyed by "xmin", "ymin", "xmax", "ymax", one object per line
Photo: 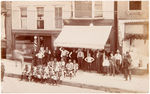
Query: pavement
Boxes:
[
  {"xmin": 1, "ymin": 59, "xmax": 149, "ymax": 93},
  {"xmin": 1, "ymin": 77, "xmax": 105, "ymax": 93}
]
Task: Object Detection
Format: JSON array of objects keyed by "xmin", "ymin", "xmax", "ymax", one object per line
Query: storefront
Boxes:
[
  {"xmin": 118, "ymin": 20, "xmax": 149, "ymax": 68},
  {"xmin": 12, "ymin": 30, "xmax": 60, "ymax": 59}
]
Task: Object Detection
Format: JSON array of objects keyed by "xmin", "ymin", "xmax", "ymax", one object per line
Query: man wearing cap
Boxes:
[{"xmin": 114, "ymin": 50, "xmax": 122, "ymax": 74}]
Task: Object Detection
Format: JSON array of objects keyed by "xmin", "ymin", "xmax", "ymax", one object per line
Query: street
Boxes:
[{"xmin": 1, "ymin": 77, "xmax": 105, "ymax": 93}]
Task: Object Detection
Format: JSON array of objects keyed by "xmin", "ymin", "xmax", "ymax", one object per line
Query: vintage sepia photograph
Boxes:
[{"xmin": 1, "ymin": 0, "xmax": 149, "ymax": 93}]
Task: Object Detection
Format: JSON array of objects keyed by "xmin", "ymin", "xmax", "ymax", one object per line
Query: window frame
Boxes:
[
  {"xmin": 36, "ymin": 7, "xmax": 44, "ymax": 29},
  {"xmin": 20, "ymin": 7, "xmax": 27, "ymax": 29},
  {"xmin": 128, "ymin": 1, "xmax": 142, "ymax": 11},
  {"xmin": 73, "ymin": 1, "xmax": 103, "ymax": 19},
  {"xmin": 55, "ymin": 7, "xmax": 63, "ymax": 29}
]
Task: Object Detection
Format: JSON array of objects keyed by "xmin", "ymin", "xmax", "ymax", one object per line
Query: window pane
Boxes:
[
  {"xmin": 37, "ymin": 7, "xmax": 44, "ymax": 17},
  {"xmin": 95, "ymin": 1, "xmax": 103, "ymax": 17},
  {"xmin": 129, "ymin": 1, "xmax": 141, "ymax": 10},
  {"xmin": 21, "ymin": 17, "xmax": 27, "ymax": 29},
  {"xmin": 75, "ymin": 1, "xmax": 92, "ymax": 18},
  {"xmin": 20, "ymin": 7, "xmax": 27, "ymax": 17},
  {"xmin": 55, "ymin": 7, "xmax": 62, "ymax": 28},
  {"xmin": 37, "ymin": 20, "xmax": 44, "ymax": 29}
]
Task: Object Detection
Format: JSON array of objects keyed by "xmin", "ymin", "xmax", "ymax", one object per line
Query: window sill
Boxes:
[
  {"xmin": 71, "ymin": 17, "xmax": 104, "ymax": 20},
  {"xmin": 127, "ymin": 10, "xmax": 143, "ymax": 15}
]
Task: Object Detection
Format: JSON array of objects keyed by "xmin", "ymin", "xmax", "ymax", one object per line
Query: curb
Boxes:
[{"xmin": 4, "ymin": 73, "xmax": 140, "ymax": 93}]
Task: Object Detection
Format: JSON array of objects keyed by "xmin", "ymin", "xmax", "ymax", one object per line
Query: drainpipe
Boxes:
[{"xmin": 114, "ymin": 1, "xmax": 118, "ymax": 52}]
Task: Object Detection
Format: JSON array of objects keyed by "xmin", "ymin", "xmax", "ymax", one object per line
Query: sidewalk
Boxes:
[{"xmin": 1, "ymin": 59, "xmax": 149, "ymax": 93}]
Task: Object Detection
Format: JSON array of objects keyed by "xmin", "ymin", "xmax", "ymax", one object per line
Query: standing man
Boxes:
[
  {"xmin": 109, "ymin": 52, "xmax": 116, "ymax": 76},
  {"xmin": 114, "ymin": 50, "xmax": 122, "ymax": 74},
  {"xmin": 95, "ymin": 50, "xmax": 101, "ymax": 73},
  {"xmin": 77, "ymin": 49, "xmax": 84, "ymax": 70},
  {"xmin": 59, "ymin": 47, "xmax": 69, "ymax": 62},
  {"xmin": 1, "ymin": 63, "xmax": 5, "ymax": 81},
  {"xmin": 122, "ymin": 52, "xmax": 132, "ymax": 81},
  {"xmin": 69, "ymin": 49, "xmax": 77, "ymax": 62},
  {"xmin": 36, "ymin": 47, "xmax": 45, "ymax": 65},
  {"xmin": 84, "ymin": 53, "xmax": 94, "ymax": 72}
]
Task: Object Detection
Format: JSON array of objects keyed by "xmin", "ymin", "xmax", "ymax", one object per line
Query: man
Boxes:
[
  {"xmin": 114, "ymin": 50, "xmax": 122, "ymax": 74},
  {"xmin": 84, "ymin": 53, "xmax": 94, "ymax": 72},
  {"xmin": 122, "ymin": 52, "xmax": 132, "ymax": 81},
  {"xmin": 73, "ymin": 60, "xmax": 79, "ymax": 76},
  {"xmin": 95, "ymin": 50, "xmax": 101, "ymax": 73},
  {"xmin": 66, "ymin": 59, "xmax": 74, "ymax": 79},
  {"xmin": 36, "ymin": 47, "xmax": 45, "ymax": 65},
  {"xmin": 69, "ymin": 49, "xmax": 77, "ymax": 62},
  {"xmin": 77, "ymin": 49, "xmax": 84, "ymax": 70},
  {"xmin": 59, "ymin": 47, "xmax": 69, "ymax": 62},
  {"xmin": 1, "ymin": 63, "xmax": 5, "ymax": 81},
  {"xmin": 109, "ymin": 52, "xmax": 116, "ymax": 76},
  {"xmin": 102, "ymin": 56, "xmax": 110, "ymax": 75}
]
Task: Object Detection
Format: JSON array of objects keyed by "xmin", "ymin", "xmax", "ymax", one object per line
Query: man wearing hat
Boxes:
[{"xmin": 114, "ymin": 50, "xmax": 122, "ymax": 74}]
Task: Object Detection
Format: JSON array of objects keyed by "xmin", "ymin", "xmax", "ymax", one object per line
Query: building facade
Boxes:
[
  {"xmin": 6, "ymin": 1, "xmax": 116, "ymax": 58},
  {"xmin": 117, "ymin": 1, "xmax": 149, "ymax": 68}
]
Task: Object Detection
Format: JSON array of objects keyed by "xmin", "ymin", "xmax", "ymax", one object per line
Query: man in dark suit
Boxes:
[
  {"xmin": 122, "ymin": 52, "xmax": 132, "ymax": 81},
  {"xmin": 1, "ymin": 63, "xmax": 5, "ymax": 81}
]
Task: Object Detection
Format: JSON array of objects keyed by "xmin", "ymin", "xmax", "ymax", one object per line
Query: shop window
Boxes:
[
  {"xmin": 129, "ymin": 1, "xmax": 141, "ymax": 10},
  {"xmin": 37, "ymin": 7, "xmax": 44, "ymax": 29},
  {"xmin": 20, "ymin": 7, "xmax": 27, "ymax": 29}
]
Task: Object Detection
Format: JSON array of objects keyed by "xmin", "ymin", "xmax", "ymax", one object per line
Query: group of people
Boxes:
[
  {"xmin": 21, "ymin": 46, "xmax": 132, "ymax": 82},
  {"xmin": 21, "ymin": 57, "xmax": 79, "ymax": 85}
]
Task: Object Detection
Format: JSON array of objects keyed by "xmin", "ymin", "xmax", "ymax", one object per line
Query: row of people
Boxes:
[
  {"xmin": 34, "ymin": 46, "xmax": 131, "ymax": 79},
  {"xmin": 21, "ymin": 58, "xmax": 79, "ymax": 85}
]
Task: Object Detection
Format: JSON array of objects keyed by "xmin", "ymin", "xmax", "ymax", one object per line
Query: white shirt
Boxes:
[
  {"xmin": 77, "ymin": 51, "xmax": 84, "ymax": 58},
  {"xmin": 60, "ymin": 50, "xmax": 69, "ymax": 57},
  {"xmin": 66, "ymin": 62, "xmax": 74, "ymax": 70},
  {"xmin": 115, "ymin": 53, "xmax": 122, "ymax": 62},
  {"xmin": 85, "ymin": 56, "xmax": 94, "ymax": 63},
  {"xmin": 36, "ymin": 51, "xmax": 44, "ymax": 59},
  {"xmin": 103, "ymin": 59, "xmax": 110, "ymax": 67},
  {"xmin": 73, "ymin": 63, "xmax": 79, "ymax": 70}
]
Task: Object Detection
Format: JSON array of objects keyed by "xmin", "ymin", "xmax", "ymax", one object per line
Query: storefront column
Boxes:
[{"xmin": 34, "ymin": 35, "xmax": 38, "ymax": 52}]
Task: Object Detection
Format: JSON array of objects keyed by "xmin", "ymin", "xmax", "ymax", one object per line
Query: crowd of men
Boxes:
[{"xmin": 21, "ymin": 46, "xmax": 132, "ymax": 83}]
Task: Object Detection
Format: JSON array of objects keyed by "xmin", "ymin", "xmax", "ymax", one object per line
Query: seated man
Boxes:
[
  {"xmin": 73, "ymin": 60, "xmax": 79, "ymax": 76},
  {"xmin": 65, "ymin": 59, "xmax": 74, "ymax": 79}
]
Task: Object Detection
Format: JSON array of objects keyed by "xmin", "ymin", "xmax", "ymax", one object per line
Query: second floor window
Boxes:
[
  {"xmin": 94, "ymin": 1, "xmax": 103, "ymax": 18},
  {"xmin": 75, "ymin": 1, "xmax": 92, "ymax": 18},
  {"xmin": 74, "ymin": 1, "xmax": 103, "ymax": 18},
  {"xmin": 55, "ymin": 7, "xmax": 62, "ymax": 28},
  {"xmin": 37, "ymin": 7, "xmax": 44, "ymax": 29},
  {"xmin": 20, "ymin": 7, "xmax": 27, "ymax": 29},
  {"xmin": 129, "ymin": 1, "xmax": 142, "ymax": 10}
]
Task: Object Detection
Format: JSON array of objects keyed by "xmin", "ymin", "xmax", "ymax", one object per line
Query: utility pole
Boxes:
[{"xmin": 114, "ymin": 1, "xmax": 118, "ymax": 52}]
